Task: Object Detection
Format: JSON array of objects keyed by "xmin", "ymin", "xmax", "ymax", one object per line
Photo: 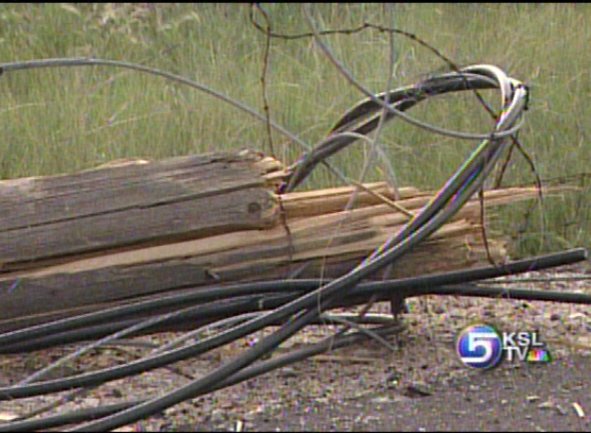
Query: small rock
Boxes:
[
  {"xmin": 210, "ymin": 409, "xmax": 226, "ymax": 424},
  {"xmin": 372, "ymin": 396, "xmax": 393, "ymax": 404},
  {"xmin": 572, "ymin": 402, "xmax": 586, "ymax": 418},
  {"xmin": 538, "ymin": 400, "xmax": 555, "ymax": 410},
  {"xmin": 280, "ymin": 367, "xmax": 299, "ymax": 378},
  {"xmin": 220, "ymin": 399, "xmax": 235, "ymax": 409},
  {"xmin": 0, "ymin": 412, "xmax": 18, "ymax": 422},
  {"xmin": 526, "ymin": 395, "xmax": 541, "ymax": 403},
  {"xmin": 112, "ymin": 426, "xmax": 139, "ymax": 432},
  {"xmin": 85, "ymin": 397, "xmax": 101, "ymax": 407},
  {"xmin": 110, "ymin": 388, "xmax": 123, "ymax": 398},
  {"xmin": 385, "ymin": 371, "xmax": 401, "ymax": 388},
  {"xmin": 555, "ymin": 404, "xmax": 568, "ymax": 416},
  {"xmin": 405, "ymin": 382, "xmax": 433, "ymax": 397}
]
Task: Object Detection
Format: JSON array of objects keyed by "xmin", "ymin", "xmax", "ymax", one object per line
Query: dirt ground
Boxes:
[
  {"xmin": 244, "ymin": 354, "xmax": 591, "ymax": 432},
  {"xmin": 1, "ymin": 263, "xmax": 589, "ymax": 432}
]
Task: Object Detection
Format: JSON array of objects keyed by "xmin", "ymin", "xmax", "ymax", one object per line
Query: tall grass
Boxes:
[{"xmin": 0, "ymin": 4, "xmax": 589, "ymax": 256}]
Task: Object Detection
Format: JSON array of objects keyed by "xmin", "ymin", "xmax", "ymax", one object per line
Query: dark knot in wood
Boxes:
[{"xmin": 248, "ymin": 202, "xmax": 262, "ymax": 215}]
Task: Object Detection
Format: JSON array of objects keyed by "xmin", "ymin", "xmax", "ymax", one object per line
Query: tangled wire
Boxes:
[{"xmin": 0, "ymin": 5, "xmax": 589, "ymax": 432}]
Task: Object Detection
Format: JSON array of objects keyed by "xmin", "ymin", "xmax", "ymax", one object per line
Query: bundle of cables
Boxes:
[{"xmin": 0, "ymin": 58, "xmax": 589, "ymax": 432}]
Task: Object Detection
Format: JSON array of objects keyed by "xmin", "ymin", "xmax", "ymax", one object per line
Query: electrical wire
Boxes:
[
  {"xmin": 0, "ymin": 322, "xmax": 402, "ymax": 432},
  {"xmin": 0, "ymin": 248, "xmax": 584, "ymax": 353},
  {"xmin": 286, "ymin": 73, "xmax": 501, "ymax": 191},
  {"xmin": 0, "ymin": 52, "xmax": 585, "ymax": 431},
  {"xmin": 68, "ymin": 60, "xmax": 541, "ymax": 428},
  {"xmin": 0, "ymin": 57, "xmax": 352, "ymax": 187},
  {"xmin": 0, "ymin": 253, "xmax": 586, "ymax": 423}
]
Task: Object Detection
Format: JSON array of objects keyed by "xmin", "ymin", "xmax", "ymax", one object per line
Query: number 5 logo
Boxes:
[{"xmin": 456, "ymin": 324, "xmax": 503, "ymax": 369}]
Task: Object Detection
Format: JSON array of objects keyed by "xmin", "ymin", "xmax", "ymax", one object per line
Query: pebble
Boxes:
[
  {"xmin": 555, "ymin": 404, "xmax": 568, "ymax": 416},
  {"xmin": 280, "ymin": 367, "xmax": 299, "ymax": 378},
  {"xmin": 210, "ymin": 409, "xmax": 226, "ymax": 424},
  {"xmin": 405, "ymin": 382, "xmax": 433, "ymax": 397},
  {"xmin": 371, "ymin": 396, "xmax": 391, "ymax": 404},
  {"xmin": 385, "ymin": 371, "xmax": 401, "ymax": 388},
  {"xmin": 538, "ymin": 400, "xmax": 555, "ymax": 410}
]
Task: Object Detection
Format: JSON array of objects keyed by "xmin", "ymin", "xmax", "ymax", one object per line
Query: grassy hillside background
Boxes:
[{"xmin": 0, "ymin": 3, "xmax": 589, "ymax": 256}]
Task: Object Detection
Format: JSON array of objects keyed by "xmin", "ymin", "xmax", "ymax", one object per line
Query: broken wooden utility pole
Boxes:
[{"xmin": 0, "ymin": 150, "xmax": 543, "ymax": 332}]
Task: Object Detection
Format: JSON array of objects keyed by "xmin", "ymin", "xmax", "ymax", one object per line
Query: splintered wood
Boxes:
[{"xmin": 0, "ymin": 151, "xmax": 540, "ymax": 331}]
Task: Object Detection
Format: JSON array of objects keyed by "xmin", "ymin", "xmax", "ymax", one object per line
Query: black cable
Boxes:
[
  {"xmin": 5, "ymin": 275, "xmax": 591, "ymax": 356},
  {"xmin": 286, "ymin": 73, "xmax": 499, "ymax": 191},
  {"xmin": 0, "ymin": 248, "xmax": 585, "ymax": 355},
  {"xmin": 0, "ymin": 62, "xmax": 572, "ymax": 429},
  {"xmin": 0, "ymin": 293, "xmax": 296, "ymax": 354},
  {"xmin": 0, "ymin": 401, "xmax": 136, "ymax": 433},
  {"xmin": 2, "ymin": 248, "xmax": 584, "ymax": 351},
  {"xmin": 1, "ymin": 67, "xmax": 528, "ymax": 430},
  {"xmin": 71, "ymin": 246, "xmax": 588, "ymax": 432},
  {"xmin": 2, "ymin": 270, "xmax": 589, "ymax": 431},
  {"xmin": 0, "ymin": 249, "xmax": 584, "ymax": 395},
  {"xmin": 0, "ymin": 281, "xmax": 314, "ymax": 346},
  {"xmin": 73, "ymin": 245, "xmax": 585, "ymax": 431},
  {"xmin": 0, "ymin": 33, "xmax": 580, "ymax": 433},
  {"xmin": 0, "ymin": 323, "xmax": 401, "ymax": 432}
]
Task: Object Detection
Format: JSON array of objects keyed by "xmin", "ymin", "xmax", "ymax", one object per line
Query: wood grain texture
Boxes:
[
  {"xmin": 0, "ymin": 148, "xmax": 546, "ymax": 332},
  {"xmin": 0, "ymin": 151, "xmax": 279, "ymax": 269}
]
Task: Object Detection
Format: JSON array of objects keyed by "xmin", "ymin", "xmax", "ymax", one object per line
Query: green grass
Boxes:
[{"xmin": 0, "ymin": 4, "xmax": 589, "ymax": 256}]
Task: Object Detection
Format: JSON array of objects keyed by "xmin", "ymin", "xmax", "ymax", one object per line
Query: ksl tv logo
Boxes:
[{"xmin": 456, "ymin": 324, "xmax": 552, "ymax": 369}]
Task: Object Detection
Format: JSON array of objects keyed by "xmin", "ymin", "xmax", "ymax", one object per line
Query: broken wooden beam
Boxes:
[
  {"xmin": 0, "ymin": 150, "xmax": 282, "ymax": 271},
  {"xmin": 0, "ymin": 150, "xmax": 544, "ymax": 332}
]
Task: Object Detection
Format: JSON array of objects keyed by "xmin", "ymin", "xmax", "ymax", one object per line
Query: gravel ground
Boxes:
[
  {"xmin": 248, "ymin": 355, "xmax": 591, "ymax": 432},
  {"xmin": 0, "ymin": 263, "xmax": 589, "ymax": 431}
]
